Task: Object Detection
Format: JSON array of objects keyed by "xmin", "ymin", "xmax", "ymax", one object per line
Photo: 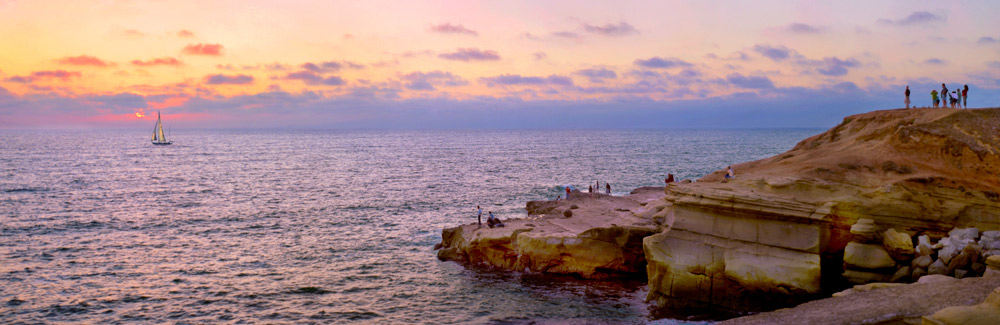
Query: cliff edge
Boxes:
[{"xmin": 645, "ymin": 108, "xmax": 1000, "ymax": 312}]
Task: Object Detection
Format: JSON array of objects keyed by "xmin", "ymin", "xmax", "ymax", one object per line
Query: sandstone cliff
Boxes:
[
  {"xmin": 436, "ymin": 188, "xmax": 664, "ymax": 279},
  {"xmin": 645, "ymin": 108, "xmax": 1000, "ymax": 312}
]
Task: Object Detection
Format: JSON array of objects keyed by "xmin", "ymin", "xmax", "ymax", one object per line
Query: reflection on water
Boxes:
[{"xmin": 0, "ymin": 128, "xmax": 817, "ymax": 323}]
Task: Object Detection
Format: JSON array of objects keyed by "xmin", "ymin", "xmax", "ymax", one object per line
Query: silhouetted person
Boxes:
[
  {"xmin": 963, "ymin": 85, "xmax": 969, "ymax": 108},
  {"xmin": 904, "ymin": 86, "xmax": 910, "ymax": 108},
  {"xmin": 606, "ymin": 183, "xmax": 611, "ymax": 195}
]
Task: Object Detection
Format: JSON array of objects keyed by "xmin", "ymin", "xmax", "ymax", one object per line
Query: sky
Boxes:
[{"xmin": 1, "ymin": 0, "xmax": 999, "ymax": 129}]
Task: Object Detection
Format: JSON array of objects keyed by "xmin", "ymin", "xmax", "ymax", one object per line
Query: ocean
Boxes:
[{"xmin": 0, "ymin": 128, "xmax": 820, "ymax": 324}]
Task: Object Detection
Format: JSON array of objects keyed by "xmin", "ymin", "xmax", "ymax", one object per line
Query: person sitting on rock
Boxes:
[
  {"xmin": 487, "ymin": 211, "xmax": 504, "ymax": 228},
  {"xmin": 723, "ymin": 166, "xmax": 734, "ymax": 182}
]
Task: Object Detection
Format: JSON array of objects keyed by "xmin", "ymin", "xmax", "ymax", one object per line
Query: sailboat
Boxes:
[{"xmin": 151, "ymin": 111, "xmax": 173, "ymax": 145}]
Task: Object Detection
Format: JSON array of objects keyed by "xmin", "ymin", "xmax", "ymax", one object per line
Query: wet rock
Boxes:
[
  {"xmin": 929, "ymin": 259, "xmax": 949, "ymax": 275},
  {"xmin": 844, "ymin": 242, "xmax": 896, "ymax": 269},
  {"xmin": 882, "ymin": 228, "xmax": 914, "ymax": 261}
]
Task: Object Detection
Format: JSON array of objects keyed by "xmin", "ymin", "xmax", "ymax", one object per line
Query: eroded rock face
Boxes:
[
  {"xmin": 437, "ymin": 190, "xmax": 662, "ymax": 279},
  {"xmin": 645, "ymin": 108, "xmax": 1000, "ymax": 312}
]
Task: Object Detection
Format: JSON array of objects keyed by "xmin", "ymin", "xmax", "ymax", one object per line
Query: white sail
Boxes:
[
  {"xmin": 152, "ymin": 116, "xmax": 161, "ymax": 141},
  {"xmin": 157, "ymin": 113, "xmax": 166, "ymax": 142},
  {"xmin": 152, "ymin": 111, "xmax": 171, "ymax": 144}
]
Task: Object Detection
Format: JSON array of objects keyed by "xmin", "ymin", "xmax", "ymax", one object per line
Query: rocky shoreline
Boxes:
[{"xmin": 436, "ymin": 108, "xmax": 1000, "ymax": 322}]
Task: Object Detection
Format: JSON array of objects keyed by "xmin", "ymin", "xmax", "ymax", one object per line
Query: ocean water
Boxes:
[{"xmin": 0, "ymin": 128, "xmax": 820, "ymax": 324}]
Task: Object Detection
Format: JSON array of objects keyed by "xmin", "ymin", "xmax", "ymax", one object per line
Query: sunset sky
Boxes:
[{"xmin": 1, "ymin": 0, "xmax": 999, "ymax": 128}]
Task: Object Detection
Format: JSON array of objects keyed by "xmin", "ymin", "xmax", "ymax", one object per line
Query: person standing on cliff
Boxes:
[
  {"xmin": 606, "ymin": 183, "xmax": 611, "ymax": 195},
  {"xmin": 941, "ymin": 84, "xmax": 948, "ymax": 107},
  {"xmin": 588, "ymin": 185, "xmax": 593, "ymax": 198},
  {"xmin": 931, "ymin": 89, "xmax": 939, "ymax": 108},
  {"xmin": 963, "ymin": 85, "xmax": 969, "ymax": 108},
  {"xmin": 477, "ymin": 205, "xmax": 483, "ymax": 227},
  {"xmin": 665, "ymin": 174, "xmax": 674, "ymax": 184},
  {"xmin": 956, "ymin": 87, "xmax": 962, "ymax": 108},
  {"xmin": 950, "ymin": 91, "xmax": 958, "ymax": 108},
  {"xmin": 565, "ymin": 186, "xmax": 571, "ymax": 199},
  {"xmin": 904, "ymin": 86, "xmax": 911, "ymax": 109}
]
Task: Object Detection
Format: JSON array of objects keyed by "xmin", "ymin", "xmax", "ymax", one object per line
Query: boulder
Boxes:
[
  {"xmin": 929, "ymin": 259, "xmax": 949, "ymax": 275},
  {"xmin": 916, "ymin": 243, "xmax": 934, "ymax": 256},
  {"xmin": 891, "ymin": 266, "xmax": 911, "ymax": 282},
  {"xmin": 917, "ymin": 274, "xmax": 959, "ymax": 284},
  {"xmin": 988, "ymin": 255, "xmax": 1000, "ymax": 269},
  {"xmin": 923, "ymin": 287, "xmax": 1000, "ymax": 325},
  {"xmin": 972, "ymin": 262, "xmax": 986, "ymax": 275},
  {"xmin": 980, "ymin": 231, "xmax": 1000, "ymax": 250},
  {"xmin": 955, "ymin": 269, "xmax": 969, "ymax": 279},
  {"xmin": 918, "ymin": 235, "xmax": 932, "ymax": 248},
  {"xmin": 912, "ymin": 267, "xmax": 927, "ymax": 281},
  {"xmin": 939, "ymin": 237, "xmax": 974, "ymax": 265},
  {"xmin": 882, "ymin": 228, "xmax": 914, "ymax": 261},
  {"xmin": 844, "ymin": 242, "xmax": 896, "ymax": 269},
  {"xmin": 913, "ymin": 255, "xmax": 934, "ymax": 268},
  {"xmin": 842, "ymin": 269, "xmax": 891, "ymax": 284},
  {"xmin": 947, "ymin": 247, "xmax": 974, "ymax": 275},
  {"xmin": 849, "ymin": 219, "xmax": 878, "ymax": 243},
  {"xmin": 949, "ymin": 227, "xmax": 981, "ymax": 241}
]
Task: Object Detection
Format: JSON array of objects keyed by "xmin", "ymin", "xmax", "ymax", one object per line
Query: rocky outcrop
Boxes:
[
  {"xmin": 436, "ymin": 189, "xmax": 663, "ymax": 279},
  {"xmin": 645, "ymin": 108, "xmax": 1000, "ymax": 312}
]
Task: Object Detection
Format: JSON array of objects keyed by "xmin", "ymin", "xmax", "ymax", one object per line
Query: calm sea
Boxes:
[{"xmin": 0, "ymin": 128, "xmax": 820, "ymax": 324}]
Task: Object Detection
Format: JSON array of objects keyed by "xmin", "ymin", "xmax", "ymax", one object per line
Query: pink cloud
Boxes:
[
  {"xmin": 583, "ymin": 22, "xmax": 638, "ymax": 36},
  {"xmin": 177, "ymin": 30, "xmax": 195, "ymax": 38},
  {"xmin": 56, "ymin": 55, "xmax": 112, "ymax": 67},
  {"xmin": 282, "ymin": 71, "xmax": 345, "ymax": 86},
  {"xmin": 182, "ymin": 43, "xmax": 224, "ymax": 56},
  {"xmin": 438, "ymin": 48, "xmax": 500, "ymax": 61},
  {"xmin": 4, "ymin": 70, "xmax": 82, "ymax": 83},
  {"xmin": 132, "ymin": 57, "xmax": 182, "ymax": 66},
  {"xmin": 203, "ymin": 74, "xmax": 254, "ymax": 85},
  {"xmin": 430, "ymin": 23, "xmax": 478, "ymax": 36}
]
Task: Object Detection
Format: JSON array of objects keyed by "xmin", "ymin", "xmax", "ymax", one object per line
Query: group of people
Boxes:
[
  {"xmin": 587, "ymin": 181, "xmax": 611, "ymax": 197},
  {"xmin": 905, "ymin": 84, "xmax": 969, "ymax": 109},
  {"xmin": 476, "ymin": 205, "xmax": 504, "ymax": 228}
]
